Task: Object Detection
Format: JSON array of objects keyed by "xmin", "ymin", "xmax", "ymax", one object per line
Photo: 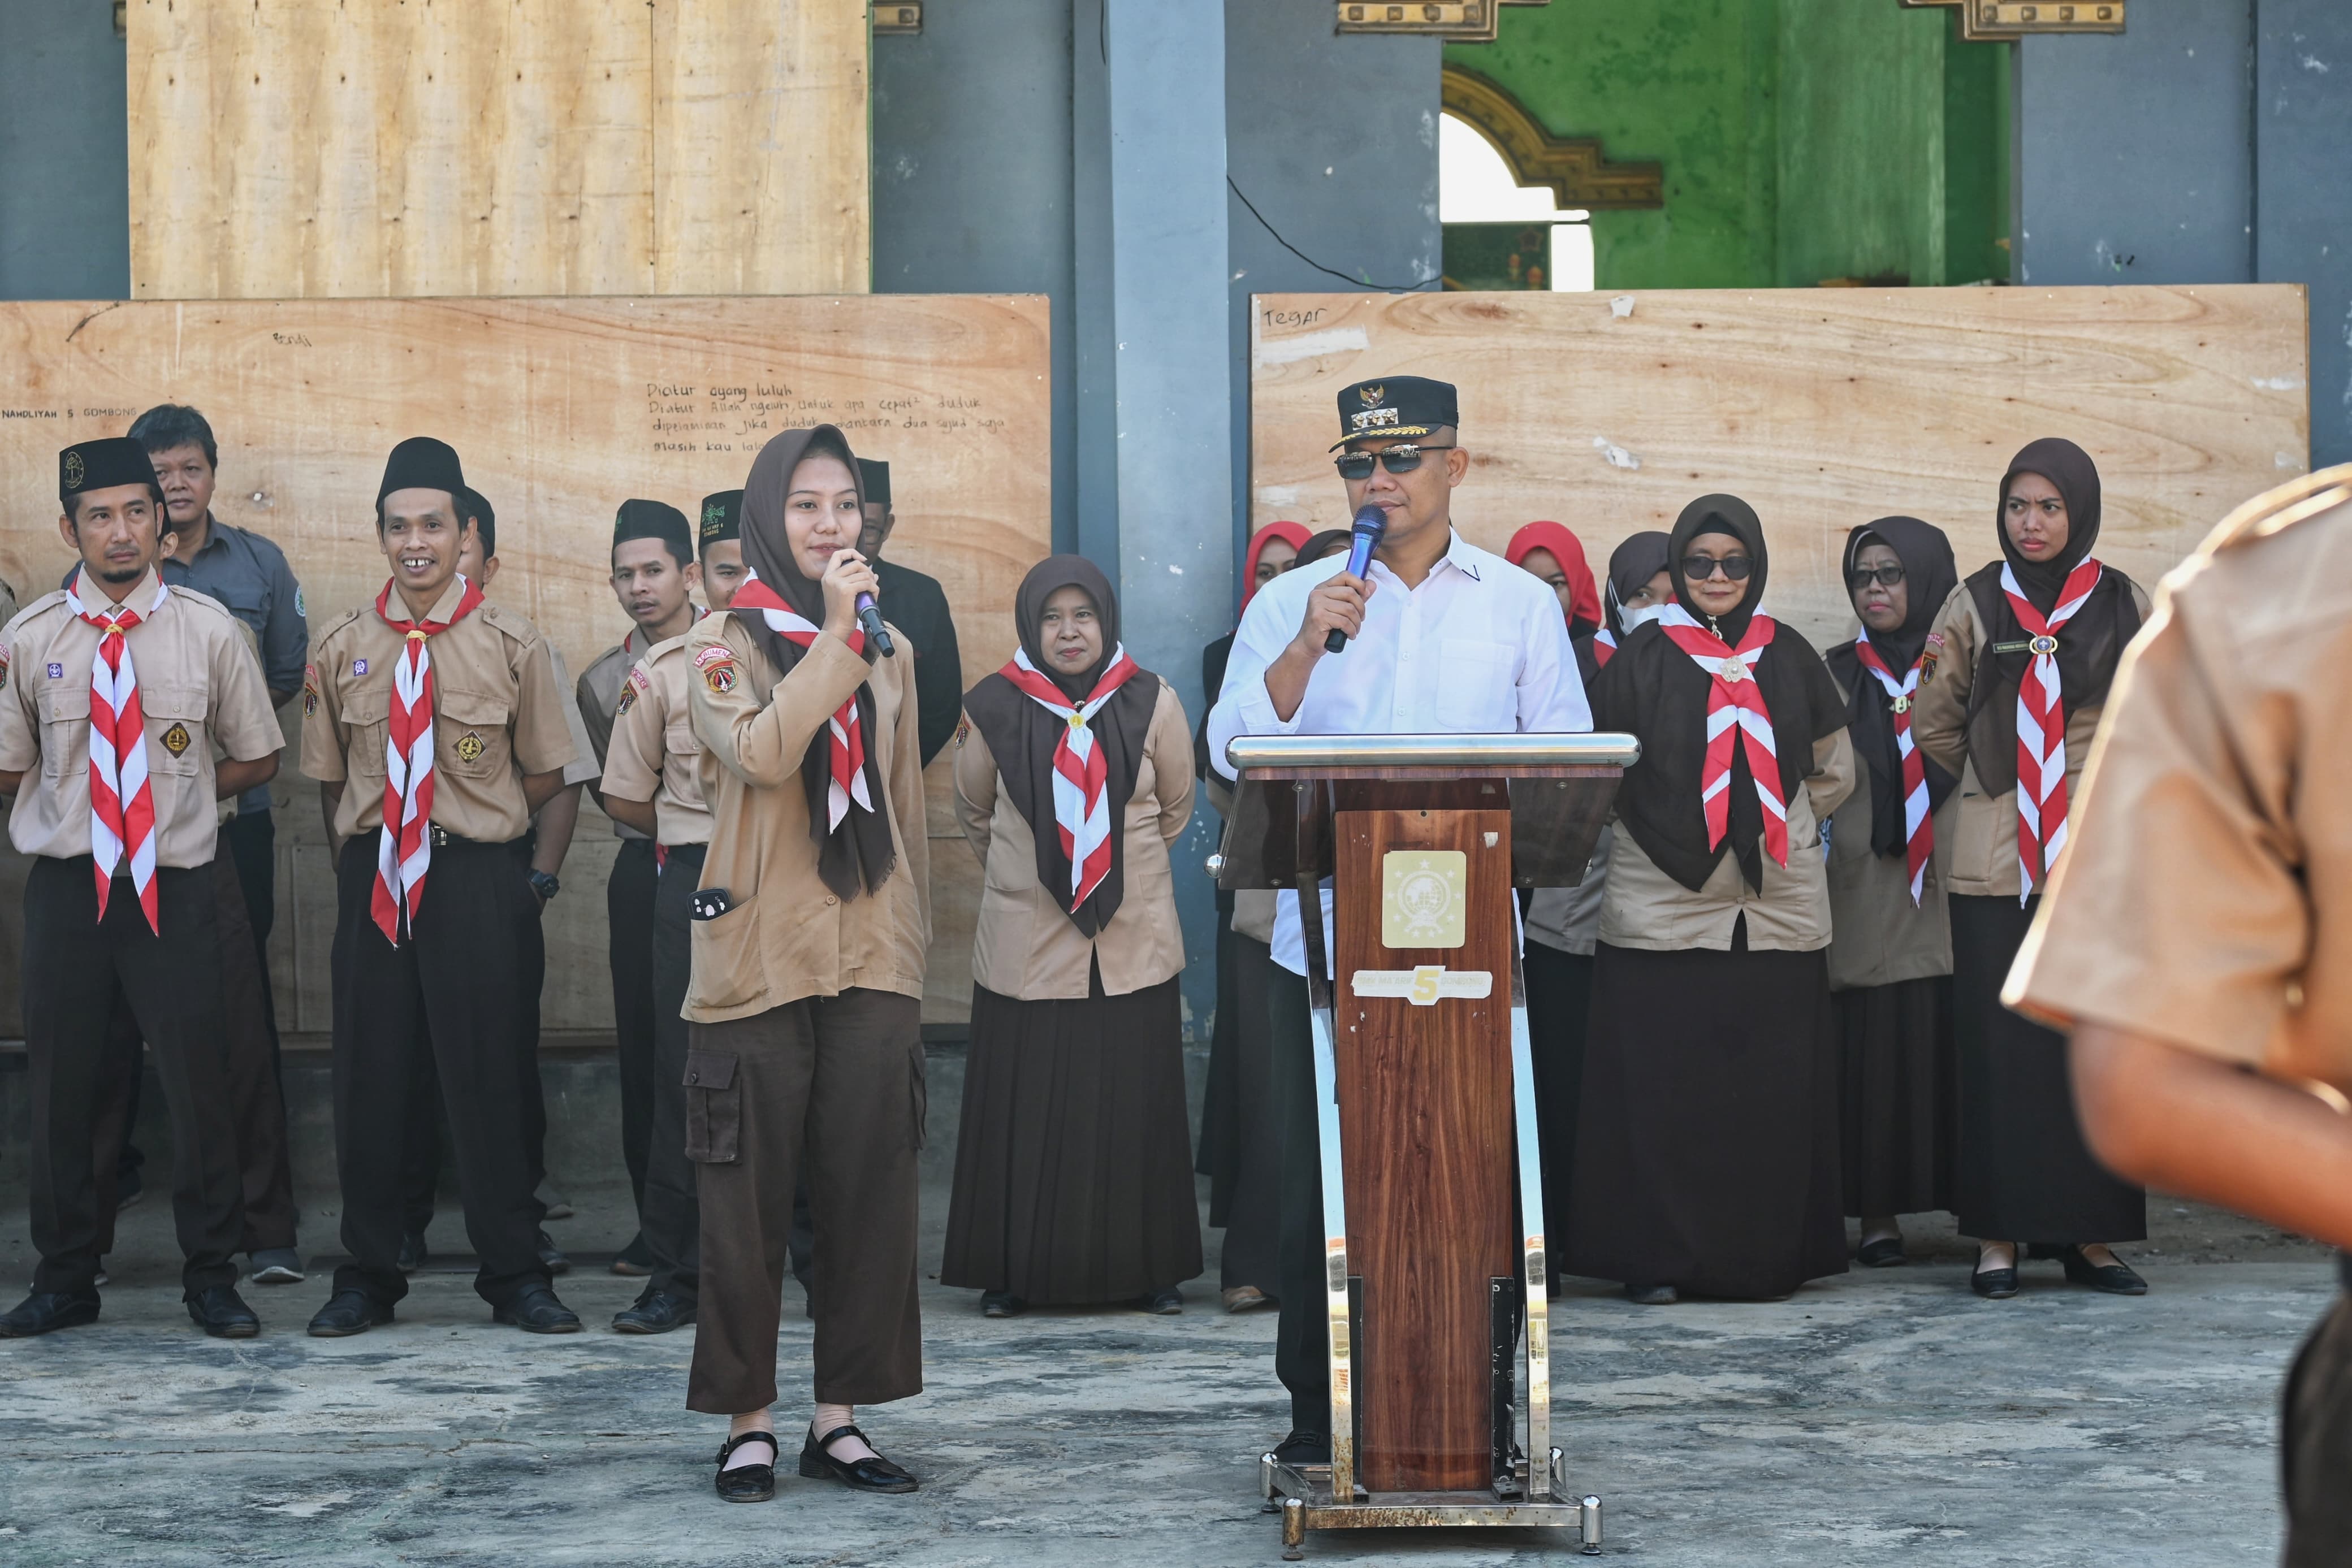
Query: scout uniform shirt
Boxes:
[
  {"xmin": 0, "ymin": 570, "xmax": 282, "ymax": 863},
  {"xmin": 578, "ymin": 627, "xmax": 661, "ymax": 839},
  {"xmin": 682, "ymin": 611, "xmax": 929, "ymax": 1021},
  {"xmin": 600, "ymin": 631, "xmax": 715, "ymax": 849},
  {"xmin": 300, "ymin": 579, "xmax": 577, "ymax": 842},
  {"xmin": 2007, "ymin": 465, "xmax": 2352, "ymax": 1095}
]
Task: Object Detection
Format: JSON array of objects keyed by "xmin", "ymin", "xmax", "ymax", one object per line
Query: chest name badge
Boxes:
[
  {"xmin": 160, "ymin": 722, "xmax": 192, "ymax": 757},
  {"xmin": 455, "ymin": 731, "xmax": 486, "ymax": 763}
]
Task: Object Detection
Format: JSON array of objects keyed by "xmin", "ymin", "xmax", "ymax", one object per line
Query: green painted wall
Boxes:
[{"xmin": 1446, "ymin": 0, "xmax": 2010, "ymax": 290}]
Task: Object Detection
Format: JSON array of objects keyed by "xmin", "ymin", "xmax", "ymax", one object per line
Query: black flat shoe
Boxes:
[
  {"xmin": 0, "ymin": 1290, "xmax": 100, "ymax": 1337},
  {"xmin": 2059, "ymin": 1246, "xmax": 2148, "ymax": 1296},
  {"xmin": 1857, "ymin": 1237, "xmax": 1908, "ymax": 1268},
  {"xmin": 980, "ymin": 1291, "xmax": 1026, "ymax": 1318},
  {"xmin": 1137, "ymin": 1288, "xmax": 1183, "ymax": 1315},
  {"xmin": 1274, "ymin": 1428, "xmax": 1331, "ymax": 1466},
  {"xmin": 800, "ymin": 1424, "xmax": 918, "ymax": 1493},
  {"xmin": 612, "ymin": 1286, "xmax": 696, "ymax": 1335},
  {"xmin": 1624, "ymin": 1282, "xmax": 1678, "ymax": 1305},
  {"xmin": 494, "ymin": 1284, "xmax": 582, "ymax": 1333},
  {"xmin": 397, "ymin": 1233, "xmax": 429, "ymax": 1274},
  {"xmin": 187, "ymin": 1284, "xmax": 261, "ymax": 1338},
  {"xmin": 714, "ymin": 1431, "xmax": 778, "ymax": 1503},
  {"xmin": 308, "ymin": 1288, "xmax": 395, "ymax": 1337},
  {"xmin": 535, "ymin": 1229, "xmax": 572, "ymax": 1275},
  {"xmin": 1971, "ymin": 1267, "xmax": 2019, "ymax": 1300}
]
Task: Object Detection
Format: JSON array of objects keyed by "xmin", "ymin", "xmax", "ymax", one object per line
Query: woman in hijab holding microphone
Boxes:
[
  {"xmin": 684, "ymin": 426, "xmax": 931, "ymax": 1503},
  {"xmin": 1821, "ymin": 518, "xmax": 1962, "ymax": 1268},
  {"xmin": 944, "ymin": 557, "xmax": 1203, "ymax": 1318},
  {"xmin": 1913, "ymin": 438, "xmax": 2150, "ymax": 1300},
  {"xmin": 1566, "ymin": 497, "xmax": 1854, "ymax": 1304}
]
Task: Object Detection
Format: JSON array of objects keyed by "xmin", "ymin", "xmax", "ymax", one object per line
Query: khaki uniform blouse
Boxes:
[
  {"xmin": 599, "ymin": 630, "xmax": 715, "ymax": 847},
  {"xmin": 301, "ymin": 580, "xmax": 579, "ymax": 843},
  {"xmin": 1823, "ymin": 667, "xmax": 1956, "ymax": 991},
  {"xmin": 2009, "ymin": 469, "xmax": 2352, "ymax": 1092},
  {"xmin": 0, "ymin": 572, "xmax": 282, "ymax": 865},
  {"xmin": 684, "ymin": 612, "xmax": 929, "ymax": 1021},
  {"xmin": 954, "ymin": 681, "xmax": 1195, "ymax": 1000},
  {"xmin": 1910, "ymin": 577, "xmax": 2152, "ymax": 899},
  {"xmin": 1598, "ymin": 731, "xmax": 1855, "ymax": 952}
]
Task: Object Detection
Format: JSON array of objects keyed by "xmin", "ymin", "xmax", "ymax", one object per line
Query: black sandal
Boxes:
[
  {"xmin": 800, "ymin": 1423, "xmax": 919, "ymax": 1493},
  {"xmin": 714, "ymin": 1430, "xmax": 779, "ymax": 1502}
]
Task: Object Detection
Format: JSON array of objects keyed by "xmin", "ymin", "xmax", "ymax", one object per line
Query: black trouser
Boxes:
[
  {"xmin": 330, "ymin": 834, "xmax": 547, "ymax": 1307},
  {"xmin": 24, "ymin": 857, "xmax": 246, "ymax": 1297},
  {"xmin": 1268, "ymin": 965, "xmax": 1330, "ymax": 1433},
  {"xmin": 2285, "ymin": 1287, "xmax": 2352, "ymax": 1567},
  {"xmin": 643, "ymin": 843, "xmax": 703, "ymax": 1304},
  {"xmin": 609, "ymin": 837, "xmax": 659, "ymax": 1220}
]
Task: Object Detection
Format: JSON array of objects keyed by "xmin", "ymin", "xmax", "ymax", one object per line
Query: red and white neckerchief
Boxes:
[
  {"xmin": 730, "ymin": 571, "xmax": 871, "ymax": 829},
  {"xmin": 2001, "ymin": 558, "xmax": 2103, "ymax": 902},
  {"xmin": 1590, "ymin": 628, "xmax": 1617, "ymax": 668},
  {"xmin": 1658, "ymin": 604, "xmax": 1791, "ymax": 868},
  {"xmin": 996, "ymin": 643, "xmax": 1143, "ymax": 910},
  {"xmin": 372, "ymin": 575, "xmax": 487, "ymax": 945},
  {"xmin": 64, "ymin": 569, "xmax": 167, "ymax": 933},
  {"xmin": 1849, "ymin": 633, "xmax": 1932, "ymax": 905}
]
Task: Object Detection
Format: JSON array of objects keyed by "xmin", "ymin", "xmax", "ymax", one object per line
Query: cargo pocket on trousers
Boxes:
[
  {"xmin": 682, "ymin": 1050, "xmax": 741, "ymax": 1164},
  {"xmin": 909, "ymin": 1040, "xmax": 928, "ymax": 1151}
]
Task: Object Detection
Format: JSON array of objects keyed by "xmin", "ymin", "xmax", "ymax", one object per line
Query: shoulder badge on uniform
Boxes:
[
  {"xmin": 456, "ymin": 731, "xmax": 486, "ymax": 764},
  {"xmin": 301, "ymin": 661, "xmax": 318, "ymax": 717},
  {"xmin": 1919, "ymin": 632, "xmax": 1942, "ymax": 686},
  {"xmin": 694, "ymin": 642, "xmax": 738, "ymax": 695},
  {"xmin": 0, "ymin": 644, "xmax": 10, "ymax": 692},
  {"xmin": 954, "ymin": 714, "xmax": 969, "ymax": 749},
  {"xmin": 615, "ymin": 683, "xmax": 637, "ymax": 717},
  {"xmin": 161, "ymin": 722, "xmax": 192, "ymax": 757}
]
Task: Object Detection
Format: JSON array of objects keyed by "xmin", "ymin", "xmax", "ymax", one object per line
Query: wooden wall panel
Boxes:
[
  {"xmin": 128, "ymin": 0, "xmax": 866, "ymax": 301},
  {"xmin": 0, "ymin": 294, "xmax": 1046, "ymax": 1033},
  {"xmin": 1250, "ymin": 285, "xmax": 2311, "ymax": 648}
]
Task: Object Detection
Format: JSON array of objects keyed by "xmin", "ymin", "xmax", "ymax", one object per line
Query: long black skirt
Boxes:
[
  {"xmin": 1836, "ymin": 976, "xmax": 1956, "ymax": 1218},
  {"xmin": 941, "ymin": 972, "xmax": 1204, "ymax": 1303},
  {"xmin": 1523, "ymin": 941, "xmax": 1596, "ymax": 1241},
  {"xmin": 1196, "ymin": 919, "xmax": 1283, "ymax": 1293},
  {"xmin": 1949, "ymin": 894, "xmax": 2145, "ymax": 1244},
  {"xmin": 1564, "ymin": 939, "xmax": 1847, "ymax": 1298}
]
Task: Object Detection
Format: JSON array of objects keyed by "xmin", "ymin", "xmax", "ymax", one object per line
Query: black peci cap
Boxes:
[
  {"xmin": 855, "ymin": 458, "xmax": 890, "ymax": 508},
  {"xmin": 698, "ymin": 490, "xmax": 743, "ymax": 548},
  {"xmin": 613, "ymin": 498, "xmax": 693, "ymax": 561},
  {"xmin": 378, "ymin": 436, "xmax": 466, "ymax": 506},
  {"xmin": 59, "ymin": 438, "xmax": 161, "ymax": 505},
  {"xmin": 1330, "ymin": 375, "xmax": 1460, "ymax": 451},
  {"xmin": 456, "ymin": 487, "xmax": 496, "ymax": 556}
]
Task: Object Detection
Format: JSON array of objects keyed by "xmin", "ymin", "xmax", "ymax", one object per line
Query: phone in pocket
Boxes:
[{"xmin": 691, "ymin": 887, "xmax": 734, "ymax": 921}]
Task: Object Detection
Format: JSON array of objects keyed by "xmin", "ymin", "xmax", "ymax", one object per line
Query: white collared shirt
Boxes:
[{"xmin": 1206, "ymin": 529, "xmax": 1590, "ymax": 973}]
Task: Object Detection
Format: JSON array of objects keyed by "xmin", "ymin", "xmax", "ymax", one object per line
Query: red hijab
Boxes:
[
  {"xmin": 1242, "ymin": 520, "xmax": 1312, "ymax": 609},
  {"xmin": 1505, "ymin": 521, "xmax": 1604, "ymax": 636}
]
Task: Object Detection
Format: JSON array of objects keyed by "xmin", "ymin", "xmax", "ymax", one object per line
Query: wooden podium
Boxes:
[{"xmin": 1212, "ymin": 734, "xmax": 1638, "ymax": 1558}]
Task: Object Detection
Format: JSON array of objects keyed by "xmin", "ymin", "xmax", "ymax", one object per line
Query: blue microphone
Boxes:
[{"xmin": 1324, "ymin": 503, "xmax": 1387, "ymax": 653}]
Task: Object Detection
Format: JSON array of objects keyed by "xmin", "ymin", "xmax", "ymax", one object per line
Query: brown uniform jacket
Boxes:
[
  {"xmin": 1598, "ymin": 731, "xmax": 1854, "ymax": 952},
  {"xmin": 0, "ymin": 570, "xmax": 282, "ymax": 865},
  {"xmin": 684, "ymin": 612, "xmax": 929, "ymax": 1021},
  {"xmin": 599, "ymin": 630, "xmax": 715, "ymax": 847},
  {"xmin": 954, "ymin": 681, "xmax": 1195, "ymax": 1000},
  {"xmin": 1823, "ymin": 666, "xmax": 1955, "ymax": 990},
  {"xmin": 2009, "ymin": 467, "xmax": 2352, "ymax": 1092},
  {"xmin": 1911, "ymin": 576, "xmax": 2152, "ymax": 899},
  {"xmin": 301, "ymin": 579, "xmax": 578, "ymax": 843}
]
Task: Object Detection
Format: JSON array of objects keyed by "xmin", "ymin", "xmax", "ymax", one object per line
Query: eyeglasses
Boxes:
[
  {"xmin": 1846, "ymin": 564, "xmax": 1906, "ymax": 591},
  {"xmin": 1681, "ymin": 555, "xmax": 1754, "ymax": 582},
  {"xmin": 1334, "ymin": 444, "xmax": 1455, "ymax": 481}
]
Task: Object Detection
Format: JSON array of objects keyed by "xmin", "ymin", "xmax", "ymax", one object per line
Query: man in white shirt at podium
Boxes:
[{"xmin": 1206, "ymin": 374, "xmax": 1588, "ymax": 1466}]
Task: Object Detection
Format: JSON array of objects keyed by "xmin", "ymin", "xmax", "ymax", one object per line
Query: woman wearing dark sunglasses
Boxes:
[
  {"xmin": 1912, "ymin": 439, "xmax": 2151, "ymax": 1300},
  {"xmin": 1820, "ymin": 519, "xmax": 1962, "ymax": 1270},
  {"xmin": 1563, "ymin": 495, "xmax": 1855, "ymax": 1305}
]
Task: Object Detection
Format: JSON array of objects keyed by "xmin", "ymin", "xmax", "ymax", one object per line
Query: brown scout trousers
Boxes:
[{"xmin": 685, "ymin": 987, "xmax": 927, "ymax": 1415}]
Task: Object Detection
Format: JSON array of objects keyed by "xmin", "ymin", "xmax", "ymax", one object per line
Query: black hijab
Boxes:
[
  {"xmin": 1961, "ymin": 438, "xmax": 2142, "ymax": 792},
  {"xmin": 1603, "ymin": 530, "xmax": 1672, "ymax": 638},
  {"xmin": 1822, "ymin": 517, "xmax": 1960, "ymax": 859},
  {"xmin": 1590, "ymin": 494, "xmax": 1847, "ymax": 893},
  {"xmin": 962, "ymin": 556, "xmax": 1162, "ymax": 938},
  {"xmin": 738, "ymin": 425, "xmax": 897, "ymax": 900}
]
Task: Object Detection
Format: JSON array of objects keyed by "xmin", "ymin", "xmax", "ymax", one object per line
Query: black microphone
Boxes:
[
  {"xmin": 855, "ymin": 591, "xmax": 896, "ymax": 657},
  {"xmin": 1323, "ymin": 503, "xmax": 1388, "ymax": 653}
]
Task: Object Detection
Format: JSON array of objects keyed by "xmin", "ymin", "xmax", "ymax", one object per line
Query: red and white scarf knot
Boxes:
[
  {"xmin": 372, "ymin": 576, "xmax": 486, "ymax": 945},
  {"xmin": 1659, "ymin": 605, "xmax": 1791, "ymax": 868},
  {"xmin": 66, "ymin": 569, "xmax": 167, "ymax": 933},
  {"xmin": 998, "ymin": 644, "xmax": 1143, "ymax": 911},
  {"xmin": 732, "ymin": 571, "xmax": 872, "ymax": 831},
  {"xmin": 1851, "ymin": 634, "xmax": 1933, "ymax": 906},
  {"xmin": 2000, "ymin": 558, "xmax": 2102, "ymax": 902}
]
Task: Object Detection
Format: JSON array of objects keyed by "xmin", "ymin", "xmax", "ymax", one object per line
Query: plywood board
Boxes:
[
  {"xmin": 128, "ymin": 0, "xmax": 868, "ymax": 301},
  {"xmin": 0, "ymin": 294, "xmax": 1048, "ymax": 1033},
  {"xmin": 1251, "ymin": 285, "xmax": 2311, "ymax": 647}
]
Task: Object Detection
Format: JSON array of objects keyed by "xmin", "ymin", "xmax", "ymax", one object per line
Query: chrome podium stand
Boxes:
[{"xmin": 1213, "ymin": 734, "xmax": 1637, "ymax": 1560}]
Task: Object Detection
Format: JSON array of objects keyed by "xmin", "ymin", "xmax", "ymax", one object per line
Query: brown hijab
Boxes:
[
  {"xmin": 961, "ymin": 556, "xmax": 1161, "ymax": 938},
  {"xmin": 738, "ymin": 425, "xmax": 897, "ymax": 900}
]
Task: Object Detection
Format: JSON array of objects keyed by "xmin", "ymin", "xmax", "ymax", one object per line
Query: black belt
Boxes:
[
  {"xmin": 428, "ymin": 825, "xmax": 492, "ymax": 849},
  {"xmin": 662, "ymin": 841, "xmax": 708, "ymax": 865}
]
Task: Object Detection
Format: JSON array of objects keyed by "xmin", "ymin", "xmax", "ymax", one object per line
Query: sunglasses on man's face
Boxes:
[
  {"xmin": 1334, "ymin": 444, "xmax": 1455, "ymax": 481},
  {"xmin": 1681, "ymin": 554, "xmax": 1754, "ymax": 582},
  {"xmin": 1847, "ymin": 564, "xmax": 1906, "ymax": 591}
]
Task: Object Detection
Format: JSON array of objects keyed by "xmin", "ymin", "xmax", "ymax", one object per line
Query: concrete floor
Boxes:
[{"xmin": 0, "ymin": 1172, "xmax": 2328, "ymax": 1568}]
